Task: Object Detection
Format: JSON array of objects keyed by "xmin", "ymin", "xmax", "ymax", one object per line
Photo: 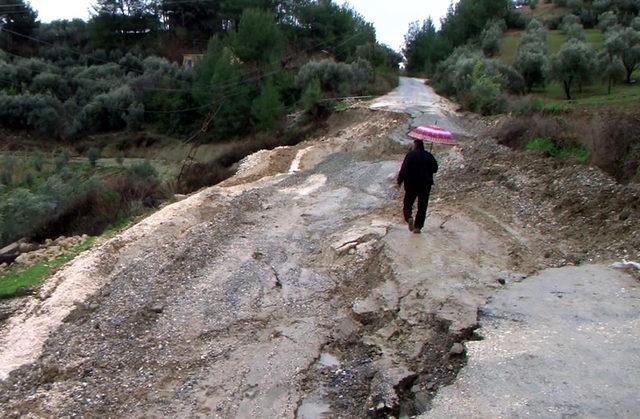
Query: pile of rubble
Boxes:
[{"xmin": 0, "ymin": 235, "xmax": 90, "ymax": 274}]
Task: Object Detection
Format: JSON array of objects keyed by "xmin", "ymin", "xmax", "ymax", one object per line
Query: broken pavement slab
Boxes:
[{"xmin": 423, "ymin": 265, "xmax": 640, "ymax": 418}]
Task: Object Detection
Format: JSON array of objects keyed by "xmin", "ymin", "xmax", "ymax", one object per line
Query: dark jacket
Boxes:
[{"xmin": 397, "ymin": 149, "xmax": 439, "ymax": 189}]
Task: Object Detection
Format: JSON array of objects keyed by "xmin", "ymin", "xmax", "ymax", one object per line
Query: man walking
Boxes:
[{"xmin": 397, "ymin": 140, "xmax": 439, "ymax": 234}]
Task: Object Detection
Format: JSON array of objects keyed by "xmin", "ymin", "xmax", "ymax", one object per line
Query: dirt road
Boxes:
[{"xmin": 0, "ymin": 78, "xmax": 638, "ymax": 418}]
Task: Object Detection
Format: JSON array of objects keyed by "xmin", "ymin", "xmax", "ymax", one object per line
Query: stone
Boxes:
[
  {"xmin": 151, "ymin": 304, "xmax": 164, "ymax": 314},
  {"xmin": 0, "ymin": 242, "xmax": 19, "ymax": 256},
  {"xmin": 450, "ymin": 342, "xmax": 465, "ymax": 355}
]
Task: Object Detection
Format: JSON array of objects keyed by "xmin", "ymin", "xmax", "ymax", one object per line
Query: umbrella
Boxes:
[{"xmin": 408, "ymin": 125, "xmax": 458, "ymax": 147}]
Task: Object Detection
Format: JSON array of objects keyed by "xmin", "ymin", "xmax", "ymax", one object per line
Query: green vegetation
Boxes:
[
  {"xmin": 0, "ymin": 237, "xmax": 96, "ymax": 299},
  {"xmin": 499, "ymin": 29, "xmax": 604, "ymax": 65},
  {"xmin": 0, "ymin": 153, "xmax": 166, "ymax": 248},
  {"xmin": 526, "ymin": 137, "xmax": 590, "ymax": 163}
]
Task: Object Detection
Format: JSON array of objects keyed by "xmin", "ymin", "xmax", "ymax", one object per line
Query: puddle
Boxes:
[
  {"xmin": 318, "ymin": 352, "xmax": 340, "ymax": 368},
  {"xmin": 297, "ymin": 395, "xmax": 331, "ymax": 419}
]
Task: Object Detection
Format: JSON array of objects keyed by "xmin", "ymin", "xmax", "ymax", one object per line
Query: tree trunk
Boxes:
[
  {"xmin": 608, "ymin": 77, "xmax": 612, "ymax": 95},
  {"xmin": 563, "ymin": 80, "xmax": 572, "ymax": 100}
]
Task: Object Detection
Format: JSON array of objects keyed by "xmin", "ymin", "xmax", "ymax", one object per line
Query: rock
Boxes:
[
  {"xmin": 18, "ymin": 243, "xmax": 36, "ymax": 253},
  {"xmin": 449, "ymin": 342, "xmax": 465, "ymax": 355},
  {"xmin": 151, "ymin": 304, "xmax": 164, "ymax": 314},
  {"xmin": 0, "ymin": 242, "xmax": 19, "ymax": 256}
]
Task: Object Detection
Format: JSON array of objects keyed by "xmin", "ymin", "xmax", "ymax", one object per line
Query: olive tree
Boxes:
[
  {"xmin": 604, "ymin": 26, "xmax": 640, "ymax": 83},
  {"xmin": 597, "ymin": 11, "xmax": 618, "ymax": 32},
  {"xmin": 481, "ymin": 21, "xmax": 505, "ymax": 57},
  {"xmin": 550, "ymin": 39, "xmax": 597, "ymax": 99},
  {"xmin": 597, "ymin": 50, "xmax": 626, "ymax": 93},
  {"xmin": 515, "ymin": 18, "xmax": 549, "ymax": 92}
]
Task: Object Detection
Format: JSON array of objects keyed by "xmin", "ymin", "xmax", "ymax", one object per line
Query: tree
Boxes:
[
  {"xmin": 550, "ymin": 39, "xmax": 597, "ymax": 99},
  {"xmin": 440, "ymin": 0, "xmax": 513, "ymax": 48},
  {"xmin": 560, "ymin": 14, "xmax": 582, "ymax": 33},
  {"xmin": 232, "ymin": 8, "xmax": 284, "ymax": 67},
  {"xmin": 597, "ymin": 50, "xmax": 626, "ymax": 93},
  {"xmin": 89, "ymin": 0, "xmax": 159, "ymax": 50},
  {"xmin": 208, "ymin": 48, "xmax": 252, "ymax": 138},
  {"xmin": 515, "ymin": 45, "xmax": 549, "ymax": 92},
  {"xmin": 565, "ymin": 23, "xmax": 587, "ymax": 41},
  {"xmin": 632, "ymin": 16, "xmax": 640, "ymax": 31},
  {"xmin": 604, "ymin": 26, "xmax": 640, "ymax": 83},
  {"xmin": 0, "ymin": 0, "xmax": 38, "ymax": 52},
  {"xmin": 597, "ymin": 11, "xmax": 618, "ymax": 32},
  {"xmin": 251, "ymin": 81, "xmax": 284, "ymax": 131},
  {"xmin": 403, "ymin": 18, "xmax": 450, "ymax": 75},
  {"xmin": 515, "ymin": 18, "xmax": 549, "ymax": 92},
  {"xmin": 481, "ymin": 21, "xmax": 505, "ymax": 57}
]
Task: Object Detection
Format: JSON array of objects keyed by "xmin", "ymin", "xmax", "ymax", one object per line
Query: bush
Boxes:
[
  {"xmin": 80, "ymin": 85, "xmax": 136, "ymax": 133},
  {"xmin": 509, "ymin": 96, "xmax": 545, "ymax": 115},
  {"xmin": 32, "ymin": 152, "xmax": 45, "ymax": 172},
  {"xmin": 54, "ymin": 150, "xmax": 70, "ymax": 172},
  {"xmin": 124, "ymin": 102, "xmax": 145, "ymax": 131},
  {"xmin": 1, "ymin": 153, "xmax": 16, "ymax": 186},
  {"xmin": 495, "ymin": 114, "xmax": 565, "ymax": 148},
  {"xmin": 87, "ymin": 147, "xmax": 101, "ymax": 167},
  {"xmin": 459, "ymin": 62, "xmax": 508, "ymax": 115},
  {"xmin": 30, "ymin": 72, "xmax": 71, "ymax": 100},
  {"xmin": 0, "ymin": 93, "xmax": 64, "ymax": 135},
  {"xmin": 129, "ymin": 160, "xmax": 159, "ymax": 181},
  {"xmin": 296, "ymin": 59, "xmax": 374, "ymax": 97},
  {"xmin": 587, "ymin": 110, "xmax": 640, "ymax": 182}
]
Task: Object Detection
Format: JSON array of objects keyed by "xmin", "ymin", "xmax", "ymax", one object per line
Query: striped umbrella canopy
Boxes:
[{"xmin": 408, "ymin": 125, "xmax": 458, "ymax": 146}]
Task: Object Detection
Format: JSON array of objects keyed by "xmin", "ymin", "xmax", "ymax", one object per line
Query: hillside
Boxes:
[{"xmin": 497, "ymin": 28, "xmax": 640, "ymax": 106}]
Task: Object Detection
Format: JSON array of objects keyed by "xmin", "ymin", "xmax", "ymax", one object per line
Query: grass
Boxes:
[
  {"xmin": 0, "ymin": 237, "xmax": 97, "ymax": 299},
  {"xmin": 0, "ymin": 215, "xmax": 134, "ymax": 299},
  {"xmin": 526, "ymin": 137, "xmax": 590, "ymax": 164}
]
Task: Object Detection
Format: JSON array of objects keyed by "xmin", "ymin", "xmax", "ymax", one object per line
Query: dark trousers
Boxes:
[{"xmin": 403, "ymin": 185, "xmax": 432, "ymax": 230}]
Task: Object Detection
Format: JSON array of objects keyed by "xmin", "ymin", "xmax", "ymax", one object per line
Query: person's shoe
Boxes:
[
  {"xmin": 407, "ymin": 217, "xmax": 414, "ymax": 232},
  {"xmin": 413, "ymin": 228, "xmax": 422, "ymax": 234}
]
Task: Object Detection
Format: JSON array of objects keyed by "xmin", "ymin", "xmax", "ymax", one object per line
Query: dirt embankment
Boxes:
[{"xmin": 438, "ymin": 137, "xmax": 640, "ymax": 265}]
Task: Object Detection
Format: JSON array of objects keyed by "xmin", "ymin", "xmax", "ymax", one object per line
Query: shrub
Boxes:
[
  {"xmin": 124, "ymin": 102, "xmax": 145, "ymax": 131},
  {"xmin": 509, "ymin": 96, "xmax": 545, "ymax": 115},
  {"xmin": 0, "ymin": 93, "xmax": 63, "ymax": 135},
  {"xmin": 0, "ymin": 188, "xmax": 48, "ymax": 245},
  {"xmin": 80, "ymin": 85, "xmax": 136, "ymax": 133},
  {"xmin": 587, "ymin": 110, "xmax": 640, "ymax": 182},
  {"xmin": 32, "ymin": 152, "xmax": 45, "ymax": 172},
  {"xmin": 54, "ymin": 150, "xmax": 70, "ymax": 172},
  {"xmin": 1, "ymin": 153, "xmax": 16, "ymax": 186},
  {"xmin": 464, "ymin": 64, "xmax": 508, "ymax": 115},
  {"xmin": 87, "ymin": 147, "xmax": 101, "ymax": 167},
  {"xmin": 297, "ymin": 60, "xmax": 354, "ymax": 95},
  {"xmin": 30, "ymin": 72, "xmax": 71, "ymax": 100},
  {"xmin": 129, "ymin": 161, "xmax": 159, "ymax": 181}
]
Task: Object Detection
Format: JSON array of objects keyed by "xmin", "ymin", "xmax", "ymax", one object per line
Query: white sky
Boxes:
[{"xmin": 28, "ymin": 0, "xmax": 452, "ymax": 51}]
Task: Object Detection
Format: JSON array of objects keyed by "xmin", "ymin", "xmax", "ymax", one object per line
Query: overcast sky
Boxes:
[{"xmin": 29, "ymin": 0, "xmax": 452, "ymax": 51}]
